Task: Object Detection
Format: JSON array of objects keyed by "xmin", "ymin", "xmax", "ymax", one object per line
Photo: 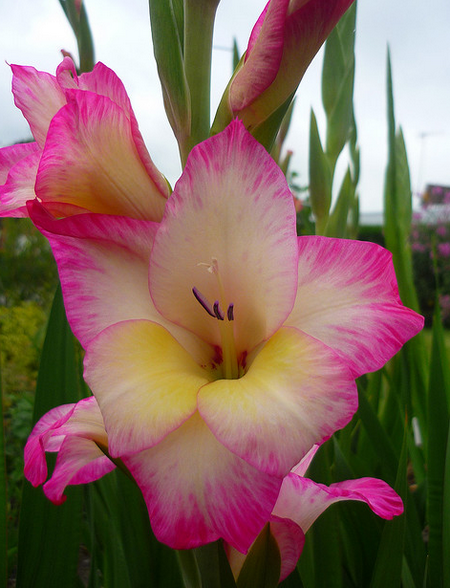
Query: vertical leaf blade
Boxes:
[
  {"xmin": 426, "ymin": 304, "xmax": 450, "ymax": 587},
  {"xmin": 0, "ymin": 352, "xmax": 7, "ymax": 588},
  {"xmin": 16, "ymin": 287, "xmax": 83, "ymax": 588},
  {"xmin": 369, "ymin": 425, "xmax": 408, "ymax": 588}
]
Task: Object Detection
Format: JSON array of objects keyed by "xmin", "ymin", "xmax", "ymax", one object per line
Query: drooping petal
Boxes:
[
  {"xmin": 84, "ymin": 320, "xmax": 211, "ymax": 457},
  {"xmin": 272, "ymin": 472, "xmax": 404, "ymax": 534},
  {"xmin": 286, "ymin": 236, "xmax": 424, "ymax": 377},
  {"xmin": 269, "ymin": 517, "xmax": 305, "ymax": 582},
  {"xmin": 43, "ymin": 436, "xmax": 116, "ymax": 505},
  {"xmin": 124, "ymin": 412, "xmax": 282, "ymax": 552},
  {"xmin": 35, "ymin": 91, "xmax": 168, "ymax": 220},
  {"xmin": 24, "ymin": 397, "xmax": 110, "ymax": 488},
  {"xmin": 11, "ymin": 64, "xmax": 66, "ymax": 147},
  {"xmin": 24, "ymin": 403, "xmax": 77, "ymax": 487},
  {"xmin": 199, "ymin": 326, "xmax": 356, "ymax": 477},
  {"xmin": 229, "ymin": 0, "xmax": 290, "ymax": 111},
  {"xmin": 150, "ymin": 119, "xmax": 298, "ymax": 354},
  {"xmin": 0, "ymin": 145, "xmax": 40, "ymax": 216}
]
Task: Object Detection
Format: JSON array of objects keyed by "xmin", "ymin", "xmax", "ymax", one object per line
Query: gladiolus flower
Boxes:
[
  {"xmin": 25, "ymin": 120, "xmax": 422, "ymax": 551},
  {"xmin": 225, "ymin": 444, "xmax": 403, "ymax": 582},
  {"xmin": 213, "ymin": 0, "xmax": 355, "ymax": 132},
  {"xmin": 0, "ymin": 57, "xmax": 169, "ymax": 219}
]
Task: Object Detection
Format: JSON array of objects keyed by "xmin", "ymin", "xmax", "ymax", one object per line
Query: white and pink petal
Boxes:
[
  {"xmin": 150, "ymin": 119, "xmax": 298, "ymax": 354},
  {"xmin": 24, "ymin": 397, "xmax": 110, "ymax": 489},
  {"xmin": 35, "ymin": 91, "xmax": 168, "ymax": 220},
  {"xmin": 272, "ymin": 472, "xmax": 404, "ymax": 534},
  {"xmin": 286, "ymin": 236, "xmax": 424, "ymax": 377},
  {"xmin": 84, "ymin": 320, "xmax": 212, "ymax": 457},
  {"xmin": 0, "ymin": 146, "xmax": 40, "ymax": 217},
  {"xmin": 11, "ymin": 64, "xmax": 66, "ymax": 147},
  {"xmin": 124, "ymin": 412, "xmax": 282, "ymax": 552},
  {"xmin": 0, "ymin": 142, "xmax": 39, "ymax": 183},
  {"xmin": 198, "ymin": 326, "xmax": 357, "ymax": 477},
  {"xmin": 43, "ymin": 436, "xmax": 116, "ymax": 505},
  {"xmin": 56, "ymin": 58, "xmax": 169, "ymax": 197}
]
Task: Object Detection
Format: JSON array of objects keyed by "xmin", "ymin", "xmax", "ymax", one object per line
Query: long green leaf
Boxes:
[
  {"xmin": 236, "ymin": 525, "xmax": 280, "ymax": 588},
  {"xmin": 195, "ymin": 541, "xmax": 237, "ymax": 588},
  {"xmin": 426, "ymin": 303, "xmax": 450, "ymax": 588},
  {"xmin": 321, "ymin": 24, "xmax": 345, "ymax": 118},
  {"xmin": 149, "ymin": 0, "xmax": 190, "ymax": 155},
  {"xmin": 16, "ymin": 287, "xmax": 83, "ymax": 588},
  {"xmin": 369, "ymin": 424, "xmax": 408, "ymax": 588},
  {"xmin": 58, "ymin": 0, "xmax": 95, "ymax": 72},
  {"xmin": 383, "ymin": 50, "xmax": 428, "ymax": 440},
  {"xmin": 443, "ymin": 426, "xmax": 450, "ymax": 588},
  {"xmin": 309, "ymin": 109, "xmax": 332, "ymax": 235},
  {"xmin": 383, "ymin": 51, "xmax": 419, "ymax": 312},
  {"xmin": 326, "ymin": 167, "xmax": 354, "ymax": 238},
  {"xmin": 322, "ymin": 2, "xmax": 356, "ymax": 173},
  {"xmin": 305, "ymin": 443, "xmax": 343, "ymax": 588},
  {"xmin": 356, "ymin": 384, "xmax": 398, "ymax": 485},
  {"xmin": 177, "ymin": 549, "xmax": 202, "ymax": 588},
  {"xmin": 0, "ymin": 351, "xmax": 7, "ymax": 587}
]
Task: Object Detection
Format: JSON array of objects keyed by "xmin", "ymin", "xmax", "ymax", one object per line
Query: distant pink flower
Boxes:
[
  {"xmin": 24, "ymin": 120, "xmax": 422, "ymax": 551},
  {"xmin": 225, "ymin": 444, "xmax": 403, "ymax": 583},
  {"xmin": 437, "ymin": 242, "xmax": 450, "ymax": 257},
  {"xmin": 439, "ymin": 294, "xmax": 450, "ymax": 320},
  {"xmin": 412, "ymin": 243, "xmax": 427, "ymax": 253},
  {"xmin": 0, "ymin": 57, "xmax": 169, "ymax": 219},
  {"xmin": 436, "ymin": 225, "xmax": 447, "ymax": 238}
]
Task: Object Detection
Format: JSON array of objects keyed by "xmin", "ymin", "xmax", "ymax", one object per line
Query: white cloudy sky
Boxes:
[{"xmin": 1, "ymin": 0, "xmax": 449, "ymax": 212}]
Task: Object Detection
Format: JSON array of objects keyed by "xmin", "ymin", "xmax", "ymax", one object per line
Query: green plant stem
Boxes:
[{"xmin": 182, "ymin": 0, "xmax": 219, "ymax": 163}]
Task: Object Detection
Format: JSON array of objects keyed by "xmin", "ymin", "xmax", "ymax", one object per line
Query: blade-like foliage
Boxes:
[
  {"xmin": 426, "ymin": 304, "xmax": 450, "ymax": 587},
  {"xmin": 0, "ymin": 356, "xmax": 7, "ymax": 588},
  {"xmin": 236, "ymin": 525, "xmax": 280, "ymax": 588},
  {"xmin": 15, "ymin": 287, "xmax": 84, "ymax": 588},
  {"xmin": 58, "ymin": 0, "xmax": 95, "ymax": 72},
  {"xmin": 369, "ymin": 426, "xmax": 408, "ymax": 588}
]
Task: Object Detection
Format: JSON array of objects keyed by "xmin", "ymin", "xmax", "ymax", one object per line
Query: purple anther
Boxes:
[
  {"xmin": 227, "ymin": 303, "xmax": 234, "ymax": 321},
  {"xmin": 213, "ymin": 301, "xmax": 225, "ymax": 320},
  {"xmin": 192, "ymin": 287, "xmax": 215, "ymax": 318}
]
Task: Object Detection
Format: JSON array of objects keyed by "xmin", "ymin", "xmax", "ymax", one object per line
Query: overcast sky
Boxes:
[{"xmin": 1, "ymin": 0, "xmax": 449, "ymax": 212}]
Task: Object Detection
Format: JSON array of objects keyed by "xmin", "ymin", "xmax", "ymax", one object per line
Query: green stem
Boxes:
[
  {"xmin": 315, "ymin": 214, "xmax": 329, "ymax": 236},
  {"xmin": 182, "ymin": 0, "xmax": 220, "ymax": 164}
]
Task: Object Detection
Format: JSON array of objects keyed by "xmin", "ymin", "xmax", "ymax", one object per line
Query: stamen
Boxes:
[
  {"xmin": 192, "ymin": 287, "xmax": 215, "ymax": 318},
  {"xmin": 194, "ymin": 260, "xmax": 239, "ymax": 379},
  {"xmin": 213, "ymin": 301, "xmax": 224, "ymax": 320}
]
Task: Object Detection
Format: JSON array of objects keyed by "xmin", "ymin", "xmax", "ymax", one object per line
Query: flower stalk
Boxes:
[{"xmin": 182, "ymin": 0, "xmax": 220, "ymax": 163}]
